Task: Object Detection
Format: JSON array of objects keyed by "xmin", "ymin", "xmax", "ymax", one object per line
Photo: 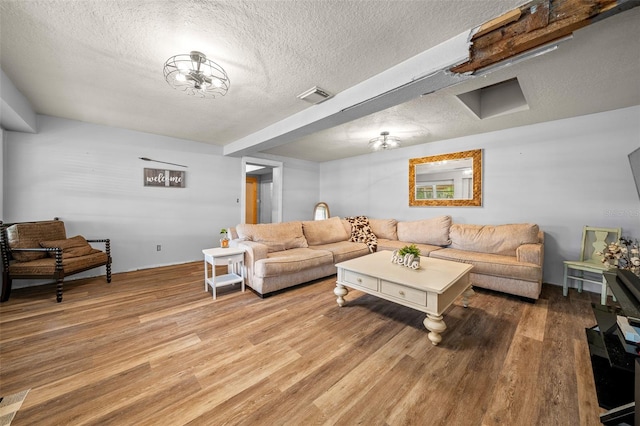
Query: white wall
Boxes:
[
  {"xmin": 276, "ymin": 156, "xmax": 320, "ymax": 221},
  {"xmin": 4, "ymin": 115, "xmax": 320, "ymax": 287},
  {"xmin": 320, "ymin": 106, "xmax": 640, "ymax": 289}
]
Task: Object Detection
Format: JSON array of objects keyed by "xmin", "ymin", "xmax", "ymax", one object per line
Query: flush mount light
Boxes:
[
  {"xmin": 163, "ymin": 51, "xmax": 230, "ymax": 98},
  {"xmin": 369, "ymin": 131, "xmax": 401, "ymax": 151},
  {"xmin": 297, "ymin": 86, "xmax": 333, "ymax": 104}
]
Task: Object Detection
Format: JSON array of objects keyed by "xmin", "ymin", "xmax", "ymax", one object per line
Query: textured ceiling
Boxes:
[{"xmin": 1, "ymin": 1, "xmax": 639, "ymax": 162}]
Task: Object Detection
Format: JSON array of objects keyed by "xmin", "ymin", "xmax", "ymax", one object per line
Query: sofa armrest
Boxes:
[
  {"xmin": 516, "ymin": 243, "xmax": 544, "ymax": 266},
  {"xmin": 238, "ymin": 241, "xmax": 268, "ymax": 266}
]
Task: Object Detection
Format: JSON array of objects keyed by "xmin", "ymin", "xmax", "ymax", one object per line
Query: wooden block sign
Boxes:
[{"xmin": 144, "ymin": 168, "xmax": 185, "ymax": 188}]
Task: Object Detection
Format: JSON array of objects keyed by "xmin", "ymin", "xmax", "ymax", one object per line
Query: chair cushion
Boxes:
[
  {"xmin": 7, "ymin": 220, "xmax": 67, "ymax": 262},
  {"xmin": 40, "ymin": 235, "xmax": 95, "ymax": 259},
  {"xmin": 8, "ymin": 250, "xmax": 108, "ymax": 276},
  {"xmin": 302, "ymin": 217, "xmax": 349, "ymax": 246}
]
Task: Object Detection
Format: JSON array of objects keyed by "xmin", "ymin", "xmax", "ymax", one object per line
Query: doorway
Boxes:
[
  {"xmin": 241, "ymin": 157, "xmax": 283, "ymax": 224},
  {"xmin": 245, "ymin": 176, "xmax": 258, "ymax": 224}
]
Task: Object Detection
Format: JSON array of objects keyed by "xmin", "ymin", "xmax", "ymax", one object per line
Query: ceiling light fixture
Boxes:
[
  {"xmin": 369, "ymin": 131, "xmax": 401, "ymax": 151},
  {"xmin": 163, "ymin": 51, "xmax": 230, "ymax": 98}
]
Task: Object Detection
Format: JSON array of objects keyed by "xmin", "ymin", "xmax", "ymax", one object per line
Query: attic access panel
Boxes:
[{"xmin": 457, "ymin": 77, "xmax": 529, "ymax": 119}]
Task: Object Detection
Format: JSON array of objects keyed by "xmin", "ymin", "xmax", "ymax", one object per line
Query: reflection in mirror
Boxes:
[
  {"xmin": 409, "ymin": 149, "xmax": 482, "ymax": 206},
  {"xmin": 313, "ymin": 202, "xmax": 330, "ymax": 220}
]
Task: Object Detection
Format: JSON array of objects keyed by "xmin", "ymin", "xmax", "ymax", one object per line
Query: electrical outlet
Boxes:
[{"xmin": 157, "ymin": 245, "xmax": 161, "ymax": 251}]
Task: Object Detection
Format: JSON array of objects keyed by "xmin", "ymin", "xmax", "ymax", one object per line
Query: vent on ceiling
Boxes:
[
  {"xmin": 297, "ymin": 86, "xmax": 333, "ymax": 104},
  {"xmin": 456, "ymin": 77, "xmax": 528, "ymax": 119}
]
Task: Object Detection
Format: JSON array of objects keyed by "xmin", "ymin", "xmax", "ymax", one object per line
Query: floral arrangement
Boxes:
[{"xmin": 599, "ymin": 237, "xmax": 640, "ymax": 275}]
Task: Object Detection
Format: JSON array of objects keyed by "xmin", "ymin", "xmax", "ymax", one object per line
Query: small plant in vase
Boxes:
[
  {"xmin": 220, "ymin": 228, "xmax": 230, "ymax": 248},
  {"xmin": 392, "ymin": 244, "xmax": 421, "ymax": 269}
]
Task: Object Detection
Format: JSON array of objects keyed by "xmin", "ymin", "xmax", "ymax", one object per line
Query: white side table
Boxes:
[{"xmin": 202, "ymin": 247, "xmax": 245, "ymax": 299}]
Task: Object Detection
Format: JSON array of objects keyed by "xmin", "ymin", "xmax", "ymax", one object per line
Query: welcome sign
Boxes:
[{"xmin": 144, "ymin": 168, "xmax": 185, "ymax": 188}]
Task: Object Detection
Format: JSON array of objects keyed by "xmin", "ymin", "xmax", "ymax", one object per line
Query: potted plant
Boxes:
[
  {"xmin": 392, "ymin": 244, "xmax": 421, "ymax": 269},
  {"xmin": 220, "ymin": 228, "xmax": 230, "ymax": 248}
]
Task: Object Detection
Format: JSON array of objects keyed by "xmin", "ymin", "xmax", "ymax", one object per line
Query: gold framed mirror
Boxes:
[
  {"xmin": 409, "ymin": 149, "xmax": 482, "ymax": 206},
  {"xmin": 313, "ymin": 202, "xmax": 330, "ymax": 220}
]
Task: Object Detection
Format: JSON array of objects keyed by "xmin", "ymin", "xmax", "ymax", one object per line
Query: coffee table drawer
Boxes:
[
  {"xmin": 343, "ymin": 270, "xmax": 378, "ymax": 291},
  {"xmin": 381, "ymin": 280, "xmax": 426, "ymax": 306}
]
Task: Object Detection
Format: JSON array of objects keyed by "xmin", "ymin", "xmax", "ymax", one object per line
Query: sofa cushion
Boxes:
[
  {"xmin": 396, "ymin": 216, "xmax": 452, "ymax": 246},
  {"xmin": 302, "ymin": 217, "xmax": 349, "ymax": 246},
  {"xmin": 340, "ymin": 219, "xmax": 352, "ymax": 236},
  {"xmin": 236, "ymin": 222, "xmax": 308, "ymax": 253},
  {"xmin": 449, "ymin": 223, "xmax": 540, "ymax": 257},
  {"xmin": 254, "ymin": 248, "xmax": 334, "ymax": 278},
  {"xmin": 40, "ymin": 235, "xmax": 95, "ymax": 259},
  {"xmin": 310, "ymin": 241, "xmax": 371, "ymax": 263},
  {"xmin": 429, "ymin": 248, "xmax": 541, "ymax": 282},
  {"xmin": 369, "ymin": 219, "xmax": 398, "ymax": 240},
  {"xmin": 7, "ymin": 220, "xmax": 67, "ymax": 262},
  {"xmin": 376, "ymin": 239, "xmax": 444, "ymax": 256}
]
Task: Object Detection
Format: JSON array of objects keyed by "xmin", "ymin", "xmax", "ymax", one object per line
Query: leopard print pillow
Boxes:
[{"xmin": 345, "ymin": 216, "xmax": 377, "ymax": 253}]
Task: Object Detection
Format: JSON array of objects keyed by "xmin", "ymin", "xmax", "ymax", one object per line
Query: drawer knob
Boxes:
[
  {"xmin": 399, "ymin": 290, "xmax": 405, "ymax": 296},
  {"xmin": 357, "ymin": 278, "xmax": 362, "ymax": 283}
]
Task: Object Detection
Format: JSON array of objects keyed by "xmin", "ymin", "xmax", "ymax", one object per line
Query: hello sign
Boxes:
[{"xmin": 144, "ymin": 168, "xmax": 185, "ymax": 188}]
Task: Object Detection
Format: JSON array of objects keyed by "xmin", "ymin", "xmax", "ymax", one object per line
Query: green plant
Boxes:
[
  {"xmin": 220, "ymin": 228, "xmax": 228, "ymax": 235},
  {"xmin": 398, "ymin": 244, "xmax": 420, "ymax": 257}
]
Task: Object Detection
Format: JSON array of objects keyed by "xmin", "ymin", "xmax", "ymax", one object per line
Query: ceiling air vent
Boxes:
[{"xmin": 297, "ymin": 86, "xmax": 333, "ymax": 104}]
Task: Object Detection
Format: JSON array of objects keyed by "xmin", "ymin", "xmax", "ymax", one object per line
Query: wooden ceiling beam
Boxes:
[{"xmin": 451, "ymin": 0, "xmax": 639, "ymax": 74}]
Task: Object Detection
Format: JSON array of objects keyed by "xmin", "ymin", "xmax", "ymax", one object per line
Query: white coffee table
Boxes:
[
  {"xmin": 335, "ymin": 250, "xmax": 474, "ymax": 345},
  {"xmin": 202, "ymin": 247, "xmax": 245, "ymax": 299}
]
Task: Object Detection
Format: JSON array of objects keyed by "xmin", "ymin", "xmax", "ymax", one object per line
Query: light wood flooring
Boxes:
[{"xmin": 0, "ymin": 262, "xmax": 606, "ymax": 425}]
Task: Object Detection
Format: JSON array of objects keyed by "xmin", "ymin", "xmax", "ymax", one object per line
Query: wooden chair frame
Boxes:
[
  {"xmin": 0, "ymin": 219, "xmax": 112, "ymax": 302},
  {"xmin": 563, "ymin": 225, "xmax": 621, "ymax": 305}
]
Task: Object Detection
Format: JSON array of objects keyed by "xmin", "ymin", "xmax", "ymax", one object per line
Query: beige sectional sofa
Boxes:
[
  {"xmin": 372, "ymin": 217, "xmax": 544, "ymax": 300},
  {"xmin": 235, "ymin": 217, "xmax": 369, "ymax": 296},
  {"xmin": 234, "ymin": 215, "xmax": 544, "ymax": 300}
]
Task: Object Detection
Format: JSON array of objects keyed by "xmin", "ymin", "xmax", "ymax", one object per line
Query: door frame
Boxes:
[{"xmin": 241, "ymin": 157, "xmax": 283, "ymax": 224}]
